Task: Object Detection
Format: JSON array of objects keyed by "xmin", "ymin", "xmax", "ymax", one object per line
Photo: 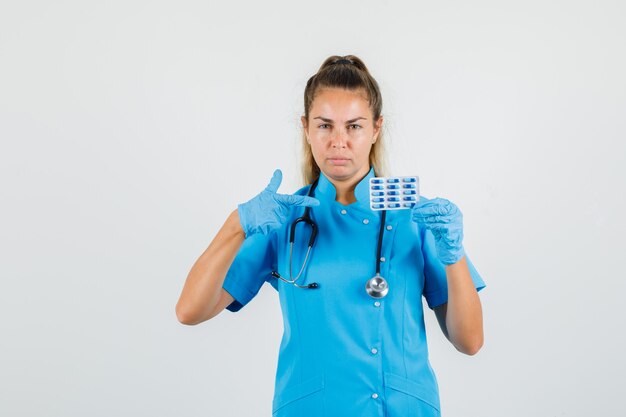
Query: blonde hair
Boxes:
[{"xmin": 300, "ymin": 55, "xmax": 387, "ymax": 185}]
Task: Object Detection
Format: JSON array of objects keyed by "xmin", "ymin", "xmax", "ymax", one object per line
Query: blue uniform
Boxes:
[{"xmin": 223, "ymin": 167, "xmax": 486, "ymax": 417}]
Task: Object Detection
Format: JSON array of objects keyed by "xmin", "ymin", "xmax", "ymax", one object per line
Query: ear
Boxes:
[
  {"xmin": 301, "ymin": 116, "xmax": 310, "ymax": 143},
  {"xmin": 372, "ymin": 115, "xmax": 383, "ymax": 143}
]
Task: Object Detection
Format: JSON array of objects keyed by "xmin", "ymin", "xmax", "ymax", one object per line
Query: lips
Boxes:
[{"xmin": 328, "ymin": 157, "xmax": 350, "ymax": 165}]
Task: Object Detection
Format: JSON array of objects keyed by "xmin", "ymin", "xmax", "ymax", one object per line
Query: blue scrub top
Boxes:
[{"xmin": 222, "ymin": 167, "xmax": 486, "ymax": 417}]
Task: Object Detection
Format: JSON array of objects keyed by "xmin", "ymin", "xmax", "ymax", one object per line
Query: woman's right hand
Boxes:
[{"xmin": 237, "ymin": 169, "xmax": 319, "ymax": 238}]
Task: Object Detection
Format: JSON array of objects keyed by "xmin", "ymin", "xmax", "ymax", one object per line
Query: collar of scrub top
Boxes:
[
  {"xmin": 314, "ymin": 166, "xmax": 375, "ymax": 215},
  {"xmin": 311, "ymin": 166, "xmax": 391, "ymax": 298}
]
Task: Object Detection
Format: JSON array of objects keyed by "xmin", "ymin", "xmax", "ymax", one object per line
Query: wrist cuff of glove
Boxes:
[{"xmin": 441, "ymin": 246, "xmax": 466, "ymax": 266}]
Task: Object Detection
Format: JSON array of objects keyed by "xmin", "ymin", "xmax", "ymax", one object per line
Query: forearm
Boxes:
[
  {"xmin": 444, "ymin": 256, "xmax": 484, "ymax": 355},
  {"xmin": 176, "ymin": 209, "xmax": 245, "ymax": 325}
]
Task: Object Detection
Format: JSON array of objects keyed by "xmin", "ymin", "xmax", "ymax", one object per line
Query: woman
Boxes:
[{"xmin": 176, "ymin": 55, "xmax": 486, "ymax": 417}]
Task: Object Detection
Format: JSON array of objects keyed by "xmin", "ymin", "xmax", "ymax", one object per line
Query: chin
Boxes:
[{"xmin": 324, "ymin": 166, "xmax": 355, "ymax": 180}]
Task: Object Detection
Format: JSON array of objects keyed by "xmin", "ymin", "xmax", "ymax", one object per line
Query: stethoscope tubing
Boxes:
[{"xmin": 271, "ymin": 177, "xmax": 388, "ymax": 296}]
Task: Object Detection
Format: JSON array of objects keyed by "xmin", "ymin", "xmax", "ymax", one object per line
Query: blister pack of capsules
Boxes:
[{"xmin": 369, "ymin": 176, "xmax": 420, "ymax": 211}]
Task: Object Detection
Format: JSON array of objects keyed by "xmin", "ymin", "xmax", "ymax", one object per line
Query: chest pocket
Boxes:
[{"xmin": 272, "ymin": 375, "xmax": 325, "ymax": 417}]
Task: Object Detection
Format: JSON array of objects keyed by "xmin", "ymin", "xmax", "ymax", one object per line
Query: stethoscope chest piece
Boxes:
[{"xmin": 366, "ymin": 274, "xmax": 389, "ymax": 299}]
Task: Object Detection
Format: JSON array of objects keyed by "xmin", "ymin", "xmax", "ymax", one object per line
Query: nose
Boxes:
[{"xmin": 331, "ymin": 130, "xmax": 346, "ymax": 148}]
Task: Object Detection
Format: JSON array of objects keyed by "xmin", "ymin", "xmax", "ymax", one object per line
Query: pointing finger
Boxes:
[
  {"xmin": 276, "ymin": 194, "xmax": 320, "ymax": 207},
  {"xmin": 265, "ymin": 169, "xmax": 283, "ymax": 193}
]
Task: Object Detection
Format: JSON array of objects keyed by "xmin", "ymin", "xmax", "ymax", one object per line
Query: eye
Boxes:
[
  {"xmin": 348, "ymin": 124, "xmax": 362, "ymax": 130},
  {"xmin": 318, "ymin": 123, "xmax": 331, "ymax": 129}
]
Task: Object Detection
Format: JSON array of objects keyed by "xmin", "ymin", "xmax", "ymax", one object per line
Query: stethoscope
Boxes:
[{"xmin": 271, "ymin": 178, "xmax": 390, "ymax": 298}]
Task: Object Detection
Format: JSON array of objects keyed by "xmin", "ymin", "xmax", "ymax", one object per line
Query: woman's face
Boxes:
[{"xmin": 302, "ymin": 87, "xmax": 382, "ymax": 185}]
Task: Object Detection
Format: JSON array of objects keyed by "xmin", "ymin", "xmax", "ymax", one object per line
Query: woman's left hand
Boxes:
[{"xmin": 411, "ymin": 196, "xmax": 466, "ymax": 265}]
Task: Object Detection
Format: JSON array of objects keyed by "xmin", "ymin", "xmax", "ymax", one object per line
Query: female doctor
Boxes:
[{"xmin": 176, "ymin": 55, "xmax": 486, "ymax": 417}]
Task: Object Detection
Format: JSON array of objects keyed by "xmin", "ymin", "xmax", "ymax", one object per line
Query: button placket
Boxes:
[
  {"xmin": 368, "ymin": 218, "xmax": 396, "ymax": 404},
  {"xmin": 367, "ymin": 270, "xmax": 383, "ymax": 408},
  {"xmin": 368, "ymin": 282, "xmax": 383, "ymax": 408},
  {"xmin": 340, "ymin": 202, "xmax": 385, "ymax": 406},
  {"xmin": 378, "ymin": 219, "xmax": 397, "ymax": 285}
]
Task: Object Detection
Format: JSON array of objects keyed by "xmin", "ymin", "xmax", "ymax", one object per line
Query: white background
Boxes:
[{"xmin": 1, "ymin": 1, "xmax": 625, "ymax": 416}]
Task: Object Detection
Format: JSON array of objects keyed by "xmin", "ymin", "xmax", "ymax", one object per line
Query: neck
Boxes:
[
  {"xmin": 335, "ymin": 184, "xmax": 357, "ymax": 205},
  {"xmin": 326, "ymin": 166, "xmax": 371, "ymax": 205}
]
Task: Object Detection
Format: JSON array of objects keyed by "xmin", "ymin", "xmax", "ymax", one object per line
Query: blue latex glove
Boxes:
[
  {"xmin": 411, "ymin": 196, "xmax": 465, "ymax": 265},
  {"xmin": 237, "ymin": 169, "xmax": 320, "ymax": 238}
]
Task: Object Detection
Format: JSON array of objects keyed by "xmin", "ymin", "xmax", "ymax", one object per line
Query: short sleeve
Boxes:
[
  {"xmin": 421, "ymin": 228, "xmax": 486, "ymax": 310},
  {"xmin": 222, "ymin": 231, "xmax": 277, "ymax": 312}
]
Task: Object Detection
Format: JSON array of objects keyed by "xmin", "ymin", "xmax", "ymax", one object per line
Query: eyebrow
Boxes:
[{"xmin": 313, "ymin": 116, "xmax": 368, "ymax": 123}]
